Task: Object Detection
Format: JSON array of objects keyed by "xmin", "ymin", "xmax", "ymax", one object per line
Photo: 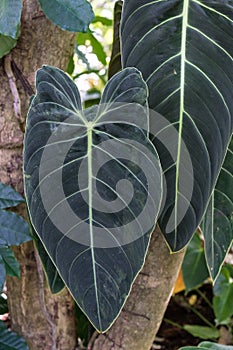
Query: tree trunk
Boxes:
[
  {"xmin": 90, "ymin": 226, "xmax": 185, "ymax": 350},
  {"xmin": 0, "ymin": 1, "xmax": 77, "ymax": 349}
]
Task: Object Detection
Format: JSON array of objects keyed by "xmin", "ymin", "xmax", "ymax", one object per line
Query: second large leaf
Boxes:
[
  {"xmin": 121, "ymin": 0, "xmax": 233, "ymax": 251},
  {"xmin": 23, "ymin": 66, "xmax": 162, "ymax": 332}
]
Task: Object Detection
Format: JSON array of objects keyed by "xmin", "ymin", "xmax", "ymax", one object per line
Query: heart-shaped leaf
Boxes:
[
  {"xmin": 202, "ymin": 138, "xmax": 233, "ymax": 281},
  {"xmin": 121, "ymin": 0, "xmax": 233, "ymax": 251},
  {"xmin": 38, "ymin": 0, "xmax": 94, "ymax": 33},
  {"xmin": 24, "ymin": 65, "xmax": 162, "ymax": 332}
]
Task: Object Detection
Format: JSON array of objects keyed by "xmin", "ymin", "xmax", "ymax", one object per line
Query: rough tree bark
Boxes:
[
  {"xmin": 90, "ymin": 227, "xmax": 185, "ymax": 350},
  {"xmin": 0, "ymin": 1, "xmax": 77, "ymax": 349}
]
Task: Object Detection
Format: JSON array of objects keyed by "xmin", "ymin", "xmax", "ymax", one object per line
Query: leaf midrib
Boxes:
[
  {"xmin": 87, "ymin": 126, "xmax": 102, "ymax": 329},
  {"xmin": 173, "ymin": 0, "xmax": 190, "ymax": 248}
]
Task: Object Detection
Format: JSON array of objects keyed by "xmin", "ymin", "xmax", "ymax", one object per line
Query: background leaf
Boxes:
[
  {"xmin": 0, "ymin": 211, "xmax": 31, "ymax": 246},
  {"xmin": 0, "ymin": 0, "xmax": 22, "ymax": 38},
  {"xmin": 0, "ymin": 247, "xmax": 20, "ymax": 278},
  {"xmin": 213, "ymin": 265, "xmax": 233, "ymax": 325},
  {"xmin": 199, "ymin": 342, "xmax": 233, "ymax": 349},
  {"xmin": 121, "ymin": 0, "xmax": 233, "ymax": 251},
  {"xmin": 182, "ymin": 232, "xmax": 209, "ymax": 292},
  {"xmin": 38, "ymin": 0, "xmax": 94, "ymax": 33},
  {"xmin": 77, "ymin": 32, "xmax": 107, "ymax": 65},
  {"xmin": 24, "ymin": 65, "xmax": 162, "ymax": 332},
  {"xmin": 0, "ymin": 34, "xmax": 17, "ymax": 59},
  {"xmin": 183, "ymin": 325, "xmax": 219, "ymax": 340},
  {"xmin": 0, "ymin": 183, "xmax": 24, "ymax": 209},
  {"xmin": 202, "ymin": 138, "xmax": 233, "ymax": 281},
  {"xmin": 0, "ymin": 321, "xmax": 29, "ymax": 350}
]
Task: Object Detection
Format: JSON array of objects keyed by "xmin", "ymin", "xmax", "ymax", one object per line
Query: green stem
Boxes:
[{"xmin": 196, "ymin": 288, "xmax": 213, "ymax": 310}]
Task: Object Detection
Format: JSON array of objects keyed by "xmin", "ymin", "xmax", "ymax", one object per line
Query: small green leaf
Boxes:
[
  {"xmin": 199, "ymin": 342, "xmax": 233, "ymax": 350},
  {"xmin": 0, "ymin": 34, "xmax": 17, "ymax": 58},
  {"xmin": 0, "ymin": 247, "xmax": 20, "ymax": 278},
  {"xmin": 0, "ymin": 0, "xmax": 22, "ymax": 38},
  {"xmin": 182, "ymin": 233, "xmax": 209, "ymax": 292},
  {"xmin": 0, "ymin": 320, "xmax": 29, "ymax": 350},
  {"xmin": 179, "ymin": 347, "xmax": 208, "ymax": 350},
  {"xmin": 38, "ymin": 0, "xmax": 94, "ymax": 33},
  {"xmin": 213, "ymin": 266, "xmax": 233, "ymax": 325},
  {"xmin": 77, "ymin": 32, "xmax": 107, "ymax": 65},
  {"xmin": 92, "ymin": 16, "xmax": 112, "ymax": 26},
  {"xmin": 0, "ymin": 183, "xmax": 24, "ymax": 209},
  {"xmin": 183, "ymin": 325, "xmax": 219, "ymax": 340},
  {"xmin": 0, "ymin": 211, "xmax": 32, "ymax": 246}
]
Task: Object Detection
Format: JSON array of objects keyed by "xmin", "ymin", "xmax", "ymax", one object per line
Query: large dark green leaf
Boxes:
[
  {"xmin": 0, "ymin": 321, "xmax": 29, "ymax": 350},
  {"xmin": 24, "ymin": 65, "xmax": 162, "ymax": 332},
  {"xmin": 0, "ymin": 183, "xmax": 24, "ymax": 209},
  {"xmin": 121, "ymin": 0, "xmax": 233, "ymax": 251},
  {"xmin": 38, "ymin": 0, "xmax": 94, "ymax": 33},
  {"xmin": 202, "ymin": 138, "xmax": 233, "ymax": 281},
  {"xmin": 0, "ymin": 0, "xmax": 22, "ymax": 38}
]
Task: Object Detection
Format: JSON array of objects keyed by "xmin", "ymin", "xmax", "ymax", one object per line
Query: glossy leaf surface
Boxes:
[
  {"xmin": 24, "ymin": 65, "xmax": 162, "ymax": 332},
  {"xmin": 121, "ymin": 0, "xmax": 233, "ymax": 251}
]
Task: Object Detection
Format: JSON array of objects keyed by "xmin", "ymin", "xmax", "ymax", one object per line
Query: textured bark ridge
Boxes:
[
  {"xmin": 90, "ymin": 227, "xmax": 185, "ymax": 350},
  {"xmin": 0, "ymin": 1, "xmax": 77, "ymax": 349}
]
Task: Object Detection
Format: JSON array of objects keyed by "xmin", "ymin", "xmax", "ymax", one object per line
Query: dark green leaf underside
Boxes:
[
  {"xmin": 121, "ymin": 0, "xmax": 233, "ymax": 251},
  {"xmin": 24, "ymin": 65, "xmax": 162, "ymax": 332}
]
